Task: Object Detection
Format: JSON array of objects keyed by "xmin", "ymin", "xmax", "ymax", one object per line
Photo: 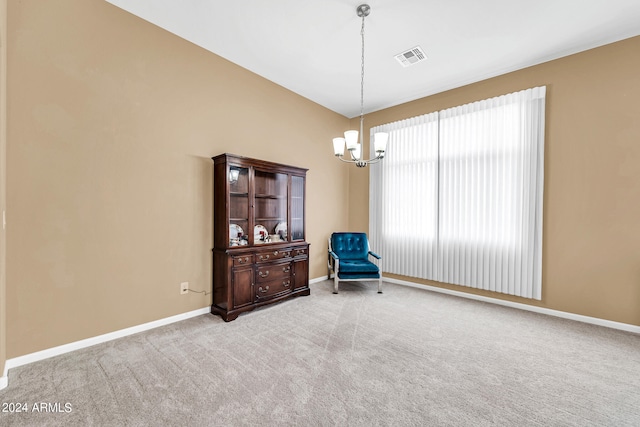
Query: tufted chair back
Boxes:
[{"xmin": 330, "ymin": 233, "xmax": 370, "ymax": 260}]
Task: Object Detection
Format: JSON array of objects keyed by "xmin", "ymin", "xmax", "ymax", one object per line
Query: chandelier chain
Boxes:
[
  {"xmin": 359, "ymin": 12, "xmax": 366, "ymax": 144},
  {"xmin": 360, "ymin": 13, "xmax": 365, "ymax": 119}
]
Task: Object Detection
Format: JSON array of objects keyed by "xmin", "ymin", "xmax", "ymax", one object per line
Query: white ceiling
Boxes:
[{"xmin": 105, "ymin": 0, "xmax": 640, "ymax": 118}]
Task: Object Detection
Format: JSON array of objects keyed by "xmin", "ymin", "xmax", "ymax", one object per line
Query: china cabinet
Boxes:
[{"xmin": 211, "ymin": 154, "xmax": 309, "ymax": 321}]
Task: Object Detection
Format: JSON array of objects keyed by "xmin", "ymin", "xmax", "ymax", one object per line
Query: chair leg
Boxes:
[
  {"xmin": 333, "ymin": 275, "xmax": 339, "ymax": 294},
  {"xmin": 377, "ymin": 259, "xmax": 383, "ymax": 293}
]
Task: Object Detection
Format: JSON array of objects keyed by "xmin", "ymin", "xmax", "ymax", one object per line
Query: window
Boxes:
[{"xmin": 370, "ymin": 87, "xmax": 545, "ymax": 299}]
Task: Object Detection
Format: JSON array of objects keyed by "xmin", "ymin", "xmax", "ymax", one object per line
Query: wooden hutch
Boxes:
[{"xmin": 211, "ymin": 153, "xmax": 309, "ymax": 321}]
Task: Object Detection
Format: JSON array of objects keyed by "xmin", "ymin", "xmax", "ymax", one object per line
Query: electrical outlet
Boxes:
[{"xmin": 180, "ymin": 282, "xmax": 189, "ymax": 295}]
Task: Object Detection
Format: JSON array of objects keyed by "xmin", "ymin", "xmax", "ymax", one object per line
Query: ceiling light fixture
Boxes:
[{"xmin": 332, "ymin": 4, "xmax": 388, "ymax": 168}]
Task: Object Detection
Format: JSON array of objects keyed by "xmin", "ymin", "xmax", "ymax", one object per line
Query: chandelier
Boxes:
[{"xmin": 332, "ymin": 4, "xmax": 388, "ymax": 168}]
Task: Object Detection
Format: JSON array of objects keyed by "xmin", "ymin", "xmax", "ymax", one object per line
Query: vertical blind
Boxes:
[
  {"xmin": 369, "ymin": 113, "xmax": 439, "ymax": 280},
  {"xmin": 369, "ymin": 86, "xmax": 546, "ymax": 300}
]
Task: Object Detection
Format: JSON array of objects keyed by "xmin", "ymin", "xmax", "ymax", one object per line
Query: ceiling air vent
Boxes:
[{"xmin": 395, "ymin": 46, "xmax": 427, "ymax": 67}]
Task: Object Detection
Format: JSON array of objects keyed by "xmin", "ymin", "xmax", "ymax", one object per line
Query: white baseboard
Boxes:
[
  {"xmin": 2, "ymin": 306, "xmax": 211, "ymax": 386},
  {"xmin": 385, "ymin": 277, "xmax": 640, "ymax": 334}
]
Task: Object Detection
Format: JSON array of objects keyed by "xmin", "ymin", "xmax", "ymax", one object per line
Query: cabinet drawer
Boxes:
[
  {"xmin": 255, "ymin": 262, "xmax": 291, "ymax": 284},
  {"xmin": 256, "ymin": 249, "xmax": 292, "ymax": 263},
  {"xmin": 232, "ymin": 254, "xmax": 253, "ymax": 267},
  {"xmin": 293, "ymin": 247, "xmax": 308, "ymax": 257},
  {"xmin": 255, "ymin": 277, "xmax": 292, "ymax": 300}
]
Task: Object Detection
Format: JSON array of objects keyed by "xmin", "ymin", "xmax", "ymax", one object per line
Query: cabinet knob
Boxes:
[
  {"xmin": 283, "ymin": 280, "xmax": 290, "ymax": 288},
  {"xmin": 259, "ymin": 254, "xmax": 270, "ymax": 261},
  {"xmin": 259, "ymin": 270, "xmax": 270, "ymax": 278},
  {"xmin": 258, "ymin": 286, "xmax": 270, "ymax": 293},
  {"xmin": 273, "ymin": 251, "xmax": 279, "ymax": 256},
  {"xmin": 283, "ymin": 267, "xmax": 291, "ymax": 273}
]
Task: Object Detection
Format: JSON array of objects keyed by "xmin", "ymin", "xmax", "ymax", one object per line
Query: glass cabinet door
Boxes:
[
  {"xmin": 290, "ymin": 175, "xmax": 305, "ymax": 241},
  {"xmin": 253, "ymin": 170, "xmax": 288, "ymax": 245},
  {"xmin": 229, "ymin": 166, "xmax": 249, "ymax": 247}
]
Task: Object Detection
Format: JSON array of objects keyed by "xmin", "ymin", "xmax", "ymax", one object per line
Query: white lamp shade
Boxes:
[
  {"xmin": 374, "ymin": 132, "xmax": 389, "ymax": 153},
  {"xmin": 344, "ymin": 130, "xmax": 359, "ymax": 150},
  {"xmin": 333, "ymin": 137, "xmax": 346, "ymax": 156}
]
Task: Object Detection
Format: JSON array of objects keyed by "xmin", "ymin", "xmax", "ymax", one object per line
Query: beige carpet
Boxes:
[{"xmin": 1, "ymin": 280, "xmax": 639, "ymax": 426}]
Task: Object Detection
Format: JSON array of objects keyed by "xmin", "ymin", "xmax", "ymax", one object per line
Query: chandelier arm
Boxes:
[
  {"xmin": 336, "ymin": 152, "xmax": 384, "ymax": 166},
  {"xmin": 336, "ymin": 155, "xmax": 359, "ymax": 164},
  {"xmin": 366, "ymin": 156, "xmax": 384, "ymax": 165},
  {"xmin": 362, "ymin": 153, "xmax": 384, "ymax": 164}
]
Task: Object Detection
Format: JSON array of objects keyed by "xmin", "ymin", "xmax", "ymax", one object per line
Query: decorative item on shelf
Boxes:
[
  {"xmin": 254, "ymin": 224, "xmax": 268, "ymax": 243},
  {"xmin": 229, "ymin": 224, "xmax": 243, "ymax": 246},
  {"xmin": 275, "ymin": 222, "xmax": 287, "ymax": 239},
  {"xmin": 229, "ymin": 168, "xmax": 240, "ymax": 184},
  {"xmin": 332, "ymin": 4, "xmax": 388, "ymax": 168}
]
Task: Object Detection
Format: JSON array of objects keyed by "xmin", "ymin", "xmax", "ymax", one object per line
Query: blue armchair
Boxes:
[{"xmin": 327, "ymin": 232, "xmax": 382, "ymax": 294}]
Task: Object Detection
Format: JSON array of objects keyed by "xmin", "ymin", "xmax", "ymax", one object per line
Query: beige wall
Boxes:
[
  {"xmin": 6, "ymin": 0, "xmax": 351, "ymax": 358},
  {"xmin": 350, "ymin": 36, "xmax": 640, "ymax": 326},
  {"xmin": 1, "ymin": 0, "xmax": 7, "ymax": 377}
]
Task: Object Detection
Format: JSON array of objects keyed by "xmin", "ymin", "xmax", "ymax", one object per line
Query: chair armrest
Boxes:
[
  {"xmin": 329, "ymin": 250, "xmax": 339, "ymax": 260},
  {"xmin": 368, "ymin": 251, "xmax": 381, "ymax": 260}
]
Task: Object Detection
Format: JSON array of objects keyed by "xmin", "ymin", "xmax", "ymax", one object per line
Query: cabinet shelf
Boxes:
[{"xmin": 255, "ymin": 194, "xmax": 286, "ymax": 199}]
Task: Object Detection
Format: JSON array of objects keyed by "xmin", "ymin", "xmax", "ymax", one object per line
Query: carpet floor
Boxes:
[{"xmin": 1, "ymin": 280, "xmax": 639, "ymax": 426}]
